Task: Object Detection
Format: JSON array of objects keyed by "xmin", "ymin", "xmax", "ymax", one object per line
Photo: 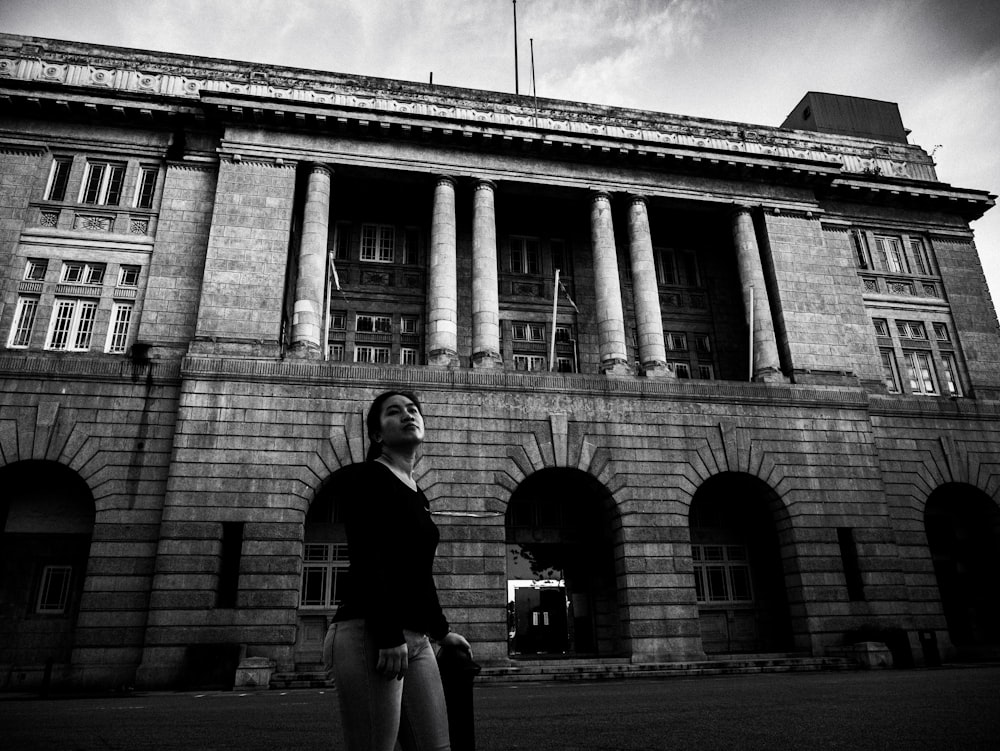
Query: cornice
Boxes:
[
  {"xmin": 0, "ymin": 34, "xmax": 944, "ymax": 185},
  {"xmin": 0, "ymin": 353, "xmax": 182, "ymax": 384}
]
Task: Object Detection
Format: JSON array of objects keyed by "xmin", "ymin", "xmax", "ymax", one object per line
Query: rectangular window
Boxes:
[
  {"xmin": 45, "ymin": 157, "xmax": 73, "ymax": 201},
  {"xmin": 36, "ymin": 565, "xmax": 73, "ymax": 614},
  {"xmin": 400, "ymin": 347, "xmax": 418, "ymax": 365},
  {"xmin": 873, "ymin": 318, "xmax": 890, "ymax": 337},
  {"xmin": 217, "ymin": 521, "xmax": 244, "ymax": 608},
  {"xmin": 556, "ymin": 356, "xmax": 575, "ymax": 373},
  {"xmin": 695, "ymin": 334, "xmax": 711, "ymax": 353},
  {"xmin": 655, "ymin": 249, "xmax": 678, "ymax": 285},
  {"xmin": 666, "ymin": 332, "xmax": 688, "ymax": 351},
  {"xmin": 874, "ymin": 235, "xmax": 908, "ymax": 273},
  {"xmin": 401, "ymin": 316, "xmax": 418, "ymax": 335},
  {"xmin": 403, "ymin": 228, "xmax": 420, "ymax": 265},
  {"xmin": 837, "ymin": 528, "xmax": 866, "ymax": 602},
  {"xmin": 673, "ymin": 362, "xmax": 691, "ymax": 379},
  {"xmin": 555, "ymin": 326, "xmax": 573, "ymax": 344},
  {"xmin": 896, "ymin": 320, "xmax": 926, "ymax": 339},
  {"xmin": 851, "ymin": 230, "xmax": 870, "ymax": 269},
  {"xmin": 360, "ymin": 224, "xmax": 395, "ymax": 263},
  {"xmin": 80, "ymin": 161, "xmax": 126, "ymax": 206},
  {"xmin": 940, "ymin": 353, "xmax": 961, "ymax": 396},
  {"xmin": 513, "ymin": 354, "xmax": 546, "ymax": 371},
  {"xmin": 693, "ymin": 545, "xmax": 753, "ymax": 604},
  {"xmin": 105, "ymin": 303, "xmax": 133, "ymax": 354},
  {"xmin": 328, "ymin": 343, "xmax": 344, "ymax": 361},
  {"xmin": 904, "ymin": 351, "xmax": 937, "ymax": 395},
  {"xmin": 330, "ymin": 311, "xmax": 346, "ymax": 331},
  {"xmin": 932, "ymin": 322, "xmax": 951, "ymax": 342},
  {"xmin": 117, "ymin": 265, "xmax": 140, "ymax": 287},
  {"xmin": 24, "ymin": 259, "xmax": 49, "ymax": 282},
  {"xmin": 46, "ymin": 299, "xmax": 98, "ymax": 351},
  {"xmin": 512, "ymin": 322, "xmax": 545, "ymax": 341},
  {"xmin": 909, "ymin": 237, "xmax": 932, "ymax": 276},
  {"xmin": 696, "ymin": 363, "xmax": 715, "ymax": 380},
  {"xmin": 355, "ymin": 314, "xmax": 392, "ymax": 333},
  {"xmin": 333, "ymin": 222, "xmax": 351, "ymax": 260},
  {"xmin": 550, "ymin": 239, "xmax": 570, "ymax": 276},
  {"xmin": 355, "ymin": 345, "xmax": 390, "ymax": 363},
  {"xmin": 509, "ymin": 237, "xmax": 540, "ymax": 275},
  {"xmin": 8, "ymin": 297, "xmax": 39, "ymax": 348},
  {"xmin": 133, "ymin": 166, "xmax": 158, "ymax": 209},
  {"xmin": 880, "ymin": 350, "xmax": 901, "ymax": 394},
  {"xmin": 300, "ymin": 543, "xmax": 350, "ymax": 608},
  {"xmin": 61, "ymin": 261, "xmax": 105, "ymax": 286}
]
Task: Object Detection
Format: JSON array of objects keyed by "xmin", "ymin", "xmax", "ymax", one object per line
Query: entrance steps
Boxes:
[{"xmin": 271, "ymin": 653, "xmax": 855, "ymax": 689}]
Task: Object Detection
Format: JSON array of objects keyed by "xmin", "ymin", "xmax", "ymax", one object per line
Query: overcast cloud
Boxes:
[{"xmin": 4, "ymin": 0, "xmax": 999, "ymax": 308}]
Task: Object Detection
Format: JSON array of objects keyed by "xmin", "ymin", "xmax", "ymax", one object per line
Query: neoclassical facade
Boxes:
[{"xmin": 1, "ymin": 34, "xmax": 999, "ymax": 691}]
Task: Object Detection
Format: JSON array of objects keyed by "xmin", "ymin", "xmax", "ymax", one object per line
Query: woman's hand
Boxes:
[
  {"xmin": 439, "ymin": 631, "xmax": 473, "ymax": 658},
  {"xmin": 376, "ymin": 644, "xmax": 408, "ymax": 681}
]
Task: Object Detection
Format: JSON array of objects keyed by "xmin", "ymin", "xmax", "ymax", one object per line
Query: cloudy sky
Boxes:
[{"xmin": 6, "ymin": 0, "xmax": 999, "ymax": 308}]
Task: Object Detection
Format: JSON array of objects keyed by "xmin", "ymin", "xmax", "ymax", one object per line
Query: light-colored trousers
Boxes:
[{"xmin": 324, "ymin": 619, "xmax": 451, "ymax": 751}]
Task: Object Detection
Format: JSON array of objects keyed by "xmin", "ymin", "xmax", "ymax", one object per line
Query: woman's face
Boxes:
[{"xmin": 377, "ymin": 394, "xmax": 425, "ymax": 450}]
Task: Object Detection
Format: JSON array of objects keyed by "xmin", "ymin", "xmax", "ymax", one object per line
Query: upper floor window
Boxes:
[
  {"xmin": 62, "ymin": 261, "xmax": 105, "ymax": 286},
  {"xmin": 932, "ymin": 322, "xmax": 951, "ymax": 342},
  {"xmin": 655, "ymin": 248, "xmax": 700, "ymax": 287},
  {"xmin": 105, "ymin": 302, "xmax": 133, "ymax": 354},
  {"xmin": 666, "ymin": 332, "xmax": 688, "ymax": 351},
  {"xmin": 855, "ymin": 230, "xmax": 936, "ymax": 278},
  {"xmin": 873, "ymin": 318, "xmax": 891, "ymax": 337},
  {"xmin": 402, "ymin": 227, "xmax": 420, "ymax": 265},
  {"xmin": 46, "ymin": 298, "xmax": 98, "ymax": 351},
  {"xmin": 355, "ymin": 345, "xmax": 390, "ymax": 363},
  {"xmin": 401, "ymin": 316, "xmax": 419, "ymax": 335},
  {"xmin": 330, "ymin": 311, "xmax": 346, "ymax": 331},
  {"xmin": 356, "ymin": 314, "xmax": 392, "ymax": 333},
  {"xmin": 512, "ymin": 322, "xmax": 545, "ymax": 342},
  {"xmin": 133, "ymin": 166, "xmax": 158, "ymax": 209},
  {"xmin": 874, "ymin": 235, "xmax": 908, "ymax": 274},
  {"xmin": 360, "ymin": 224, "xmax": 394, "ymax": 263},
  {"xmin": 80, "ymin": 161, "xmax": 126, "ymax": 206},
  {"xmin": 903, "ymin": 350, "xmax": 937, "ymax": 395},
  {"xmin": 45, "ymin": 158, "xmax": 73, "ymax": 201},
  {"xmin": 896, "ymin": 320, "xmax": 927, "ymax": 340},
  {"xmin": 24, "ymin": 259, "xmax": 49, "ymax": 282},
  {"xmin": 8, "ymin": 297, "xmax": 39, "ymax": 348},
  {"xmin": 36, "ymin": 565, "xmax": 73, "ymax": 614},
  {"xmin": 508, "ymin": 237, "xmax": 541, "ymax": 276},
  {"xmin": 880, "ymin": 350, "xmax": 902, "ymax": 394},
  {"xmin": 117, "ymin": 265, "xmax": 140, "ymax": 287},
  {"xmin": 513, "ymin": 353, "xmax": 546, "ymax": 371}
]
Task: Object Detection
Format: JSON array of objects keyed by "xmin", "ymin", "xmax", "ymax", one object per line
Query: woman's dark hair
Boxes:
[{"xmin": 364, "ymin": 390, "xmax": 423, "ymax": 462}]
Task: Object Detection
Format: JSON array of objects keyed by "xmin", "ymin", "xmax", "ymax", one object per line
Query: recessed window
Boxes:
[
  {"xmin": 24, "ymin": 259, "xmax": 49, "ymax": 282},
  {"xmin": 697, "ymin": 364, "xmax": 715, "ymax": 380},
  {"xmin": 909, "ymin": 237, "xmax": 933, "ymax": 276},
  {"xmin": 80, "ymin": 161, "xmax": 126, "ymax": 206},
  {"xmin": 360, "ymin": 224, "xmax": 394, "ymax": 263},
  {"xmin": 896, "ymin": 320, "xmax": 926, "ymax": 340},
  {"xmin": 36, "ymin": 565, "xmax": 73, "ymax": 614},
  {"xmin": 401, "ymin": 316, "xmax": 418, "ymax": 335},
  {"xmin": 513, "ymin": 354, "xmax": 546, "ymax": 371},
  {"xmin": 666, "ymin": 332, "xmax": 688, "ymax": 351},
  {"xmin": 132, "ymin": 166, "xmax": 158, "ymax": 209},
  {"xmin": 874, "ymin": 235, "xmax": 909, "ymax": 274},
  {"xmin": 356, "ymin": 314, "xmax": 391, "ymax": 334},
  {"xmin": 45, "ymin": 157, "xmax": 73, "ymax": 201},
  {"xmin": 402, "ymin": 227, "xmax": 420, "ymax": 265},
  {"xmin": 300, "ymin": 543, "xmax": 350, "ymax": 608},
  {"xmin": 117, "ymin": 265, "xmax": 140, "ymax": 287},
  {"xmin": 105, "ymin": 302, "xmax": 133, "ymax": 354},
  {"xmin": 932, "ymin": 322, "xmax": 951, "ymax": 342},
  {"xmin": 333, "ymin": 222, "xmax": 351, "ymax": 260},
  {"xmin": 512, "ymin": 322, "xmax": 545, "ymax": 341},
  {"xmin": 61, "ymin": 261, "xmax": 105, "ymax": 286},
  {"xmin": 880, "ymin": 350, "xmax": 901, "ymax": 394},
  {"xmin": 330, "ymin": 311, "xmax": 346, "ymax": 331},
  {"xmin": 672, "ymin": 362, "xmax": 691, "ymax": 379},
  {"xmin": 556, "ymin": 356, "xmax": 575, "ymax": 373},
  {"xmin": 328, "ymin": 343, "xmax": 344, "ymax": 361},
  {"xmin": 355, "ymin": 345, "xmax": 390, "ymax": 363},
  {"xmin": 400, "ymin": 347, "xmax": 418, "ymax": 365},
  {"xmin": 940, "ymin": 353, "xmax": 961, "ymax": 396},
  {"xmin": 8, "ymin": 297, "xmax": 39, "ymax": 348},
  {"xmin": 903, "ymin": 351, "xmax": 937, "ymax": 395},
  {"xmin": 508, "ymin": 237, "xmax": 540, "ymax": 275},
  {"xmin": 46, "ymin": 299, "xmax": 99, "ymax": 351},
  {"xmin": 873, "ymin": 318, "xmax": 890, "ymax": 337}
]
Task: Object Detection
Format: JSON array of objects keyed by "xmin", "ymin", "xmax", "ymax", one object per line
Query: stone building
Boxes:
[{"xmin": 1, "ymin": 33, "xmax": 998, "ymax": 691}]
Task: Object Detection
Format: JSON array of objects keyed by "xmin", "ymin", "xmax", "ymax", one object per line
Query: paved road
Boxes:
[{"xmin": 2, "ymin": 666, "xmax": 999, "ymax": 750}]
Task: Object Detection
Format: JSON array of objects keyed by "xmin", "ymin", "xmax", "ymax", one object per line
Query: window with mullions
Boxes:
[
  {"xmin": 61, "ymin": 261, "xmax": 105, "ymax": 286},
  {"xmin": 355, "ymin": 345, "xmax": 390, "ymax": 363},
  {"xmin": 46, "ymin": 299, "xmax": 98, "ymax": 351},
  {"xmin": 513, "ymin": 354, "xmax": 546, "ymax": 371},
  {"xmin": 400, "ymin": 347, "xmax": 419, "ymax": 366},
  {"xmin": 8, "ymin": 297, "xmax": 39, "ymax": 348},
  {"xmin": 133, "ymin": 166, "xmax": 158, "ymax": 209},
  {"xmin": 355, "ymin": 314, "xmax": 392, "ymax": 333},
  {"xmin": 903, "ymin": 350, "xmax": 937, "ymax": 395},
  {"xmin": 672, "ymin": 362, "xmax": 691, "ymax": 379},
  {"xmin": 24, "ymin": 259, "xmax": 49, "ymax": 282},
  {"xmin": 665, "ymin": 332, "xmax": 688, "ymax": 351},
  {"xmin": 117, "ymin": 265, "xmax": 140, "ymax": 287},
  {"xmin": 512, "ymin": 322, "xmax": 545, "ymax": 342},
  {"xmin": 105, "ymin": 302, "xmax": 133, "ymax": 354},
  {"xmin": 36, "ymin": 565, "xmax": 73, "ymax": 614},
  {"xmin": 909, "ymin": 237, "xmax": 934, "ymax": 276},
  {"xmin": 80, "ymin": 161, "xmax": 126, "ymax": 206},
  {"xmin": 932, "ymin": 322, "xmax": 951, "ymax": 342},
  {"xmin": 940, "ymin": 353, "xmax": 961, "ymax": 396},
  {"xmin": 692, "ymin": 545, "xmax": 753, "ymax": 604},
  {"xmin": 873, "ymin": 235, "xmax": 909, "ymax": 274},
  {"xmin": 896, "ymin": 320, "xmax": 927, "ymax": 340},
  {"xmin": 300, "ymin": 543, "xmax": 350, "ymax": 609},
  {"xmin": 508, "ymin": 237, "xmax": 540, "ymax": 275},
  {"xmin": 45, "ymin": 158, "xmax": 73, "ymax": 201},
  {"xmin": 654, "ymin": 248, "xmax": 700, "ymax": 287},
  {"xmin": 360, "ymin": 224, "xmax": 395, "ymax": 263},
  {"xmin": 873, "ymin": 318, "xmax": 891, "ymax": 337},
  {"xmin": 880, "ymin": 349, "xmax": 902, "ymax": 393}
]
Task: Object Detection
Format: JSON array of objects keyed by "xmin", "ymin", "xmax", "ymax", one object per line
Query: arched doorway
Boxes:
[
  {"xmin": 293, "ymin": 482, "xmax": 348, "ymax": 668},
  {"xmin": 689, "ymin": 472, "xmax": 792, "ymax": 654},
  {"xmin": 925, "ymin": 483, "xmax": 1000, "ymax": 653},
  {"xmin": 505, "ymin": 468, "xmax": 622, "ymax": 657},
  {"xmin": 0, "ymin": 460, "xmax": 95, "ymax": 684}
]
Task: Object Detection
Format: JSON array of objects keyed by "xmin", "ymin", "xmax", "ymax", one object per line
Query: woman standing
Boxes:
[{"xmin": 324, "ymin": 390, "xmax": 472, "ymax": 751}]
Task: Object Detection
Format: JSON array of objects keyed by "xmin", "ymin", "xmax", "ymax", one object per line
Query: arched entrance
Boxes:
[
  {"xmin": 505, "ymin": 468, "xmax": 622, "ymax": 657},
  {"xmin": 0, "ymin": 460, "xmax": 95, "ymax": 685},
  {"xmin": 293, "ymin": 482, "xmax": 348, "ymax": 668},
  {"xmin": 689, "ymin": 472, "xmax": 792, "ymax": 654},
  {"xmin": 925, "ymin": 483, "xmax": 1000, "ymax": 653}
]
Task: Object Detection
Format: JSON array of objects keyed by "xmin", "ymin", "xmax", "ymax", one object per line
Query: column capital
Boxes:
[
  {"xmin": 435, "ymin": 175, "xmax": 457, "ymax": 189},
  {"xmin": 591, "ymin": 190, "xmax": 612, "ymax": 203},
  {"xmin": 474, "ymin": 178, "xmax": 497, "ymax": 192},
  {"xmin": 627, "ymin": 193, "xmax": 648, "ymax": 208},
  {"xmin": 731, "ymin": 203, "xmax": 757, "ymax": 217},
  {"xmin": 308, "ymin": 162, "xmax": 333, "ymax": 177}
]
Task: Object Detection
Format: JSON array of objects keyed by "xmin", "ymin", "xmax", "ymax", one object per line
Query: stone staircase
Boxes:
[{"xmin": 270, "ymin": 653, "xmax": 855, "ymax": 689}]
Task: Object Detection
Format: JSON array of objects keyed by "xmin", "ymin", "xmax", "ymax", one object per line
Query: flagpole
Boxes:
[
  {"xmin": 323, "ymin": 252, "xmax": 332, "ymax": 361},
  {"xmin": 549, "ymin": 267, "xmax": 560, "ymax": 371},
  {"xmin": 513, "ymin": 0, "xmax": 519, "ymax": 95},
  {"xmin": 748, "ymin": 284, "xmax": 754, "ymax": 380}
]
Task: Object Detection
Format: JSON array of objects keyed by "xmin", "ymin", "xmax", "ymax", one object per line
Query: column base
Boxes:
[
  {"xmin": 472, "ymin": 350, "xmax": 503, "ymax": 368},
  {"xmin": 752, "ymin": 367, "xmax": 788, "ymax": 384},
  {"xmin": 641, "ymin": 361, "xmax": 675, "ymax": 378},
  {"xmin": 428, "ymin": 348, "xmax": 460, "ymax": 368},
  {"xmin": 286, "ymin": 341, "xmax": 322, "ymax": 360},
  {"xmin": 600, "ymin": 358, "xmax": 632, "ymax": 376}
]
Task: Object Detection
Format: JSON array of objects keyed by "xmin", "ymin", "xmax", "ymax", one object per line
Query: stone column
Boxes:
[
  {"xmin": 626, "ymin": 195, "xmax": 670, "ymax": 377},
  {"xmin": 471, "ymin": 180, "xmax": 502, "ymax": 368},
  {"xmin": 732, "ymin": 206, "xmax": 784, "ymax": 381},
  {"xmin": 590, "ymin": 191, "xmax": 630, "ymax": 375},
  {"xmin": 427, "ymin": 176, "xmax": 459, "ymax": 367},
  {"xmin": 289, "ymin": 163, "xmax": 332, "ymax": 358}
]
